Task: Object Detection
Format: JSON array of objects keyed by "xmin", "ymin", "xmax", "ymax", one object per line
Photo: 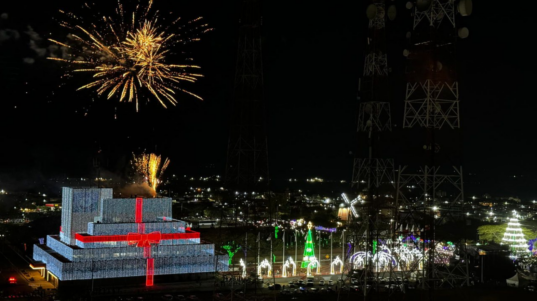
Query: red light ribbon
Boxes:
[{"xmin": 127, "ymin": 232, "xmax": 162, "ymax": 248}]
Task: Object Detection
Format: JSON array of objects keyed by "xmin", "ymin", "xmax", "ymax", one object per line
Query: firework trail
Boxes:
[
  {"xmin": 49, "ymin": 0, "xmax": 212, "ymax": 111},
  {"xmin": 132, "ymin": 152, "xmax": 170, "ymax": 195}
]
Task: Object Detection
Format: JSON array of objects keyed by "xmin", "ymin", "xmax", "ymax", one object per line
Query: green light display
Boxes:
[{"xmin": 222, "ymin": 241, "xmax": 241, "ymax": 265}]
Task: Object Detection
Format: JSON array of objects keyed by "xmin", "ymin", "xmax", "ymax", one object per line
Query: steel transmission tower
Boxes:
[
  {"xmin": 225, "ymin": 0, "xmax": 269, "ymax": 193},
  {"xmin": 395, "ymin": 0, "xmax": 473, "ymax": 290},
  {"xmin": 352, "ymin": 1, "xmax": 394, "ymax": 194},
  {"xmin": 350, "ymin": 1, "xmax": 397, "ymax": 297}
]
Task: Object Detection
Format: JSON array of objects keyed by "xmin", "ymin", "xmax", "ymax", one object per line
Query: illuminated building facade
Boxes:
[{"xmin": 33, "ymin": 188, "xmax": 228, "ymax": 286}]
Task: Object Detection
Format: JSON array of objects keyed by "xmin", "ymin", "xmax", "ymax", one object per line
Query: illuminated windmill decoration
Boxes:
[{"xmin": 340, "ymin": 193, "xmax": 360, "ymax": 221}]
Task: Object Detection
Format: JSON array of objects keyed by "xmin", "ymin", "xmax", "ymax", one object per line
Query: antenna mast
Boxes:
[
  {"xmin": 225, "ymin": 0, "xmax": 269, "ymax": 223},
  {"xmin": 396, "ymin": 0, "xmax": 473, "ymax": 291}
]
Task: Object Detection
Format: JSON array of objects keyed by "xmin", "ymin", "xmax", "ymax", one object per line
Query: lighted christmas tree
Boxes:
[
  {"xmin": 301, "ymin": 222, "xmax": 316, "ymax": 268},
  {"xmin": 502, "ymin": 211, "xmax": 528, "ymax": 257}
]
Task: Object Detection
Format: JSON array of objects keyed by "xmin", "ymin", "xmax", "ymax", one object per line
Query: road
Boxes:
[
  {"xmin": 0, "ymin": 242, "xmax": 32, "ymax": 297},
  {"xmin": 0, "ymin": 241, "xmax": 55, "ymax": 299}
]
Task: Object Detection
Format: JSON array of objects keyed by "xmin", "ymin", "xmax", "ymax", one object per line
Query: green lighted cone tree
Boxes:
[{"xmin": 301, "ymin": 222, "xmax": 316, "ymax": 268}]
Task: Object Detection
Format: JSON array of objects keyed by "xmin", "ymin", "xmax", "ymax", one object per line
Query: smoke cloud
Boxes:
[
  {"xmin": 24, "ymin": 26, "xmax": 42, "ymax": 41},
  {"xmin": 0, "ymin": 29, "xmax": 20, "ymax": 42},
  {"xmin": 23, "ymin": 57, "xmax": 35, "ymax": 64},
  {"xmin": 115, "ymin": 182, "xmax": 156, "ymax": 198},
  {"xmin": 29, "ymin": 39, "xmax": 46, "ymax": 57}
]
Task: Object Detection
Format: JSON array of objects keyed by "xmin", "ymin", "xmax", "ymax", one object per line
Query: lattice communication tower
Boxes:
[{"xmin": 225, "ymin": 0, "xmax": 269, "ymax": 193}]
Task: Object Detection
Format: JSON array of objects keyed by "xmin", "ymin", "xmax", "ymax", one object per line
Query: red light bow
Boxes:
[{"xmin": 127, "ymin": 232, "xmax": 162, "ymax": 248}]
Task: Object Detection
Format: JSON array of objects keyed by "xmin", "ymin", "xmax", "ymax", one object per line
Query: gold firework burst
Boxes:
[
  {"xmin": 132, "ymin": 152, "xmax": 170, "ymax": 193},
  {"xmin": 49, "ymin": 0, "xmax": 212, "ymax": 111}
]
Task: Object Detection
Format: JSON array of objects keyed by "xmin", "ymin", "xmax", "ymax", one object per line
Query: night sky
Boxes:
[{"xmin": 0, "ymin": 1, "xmax": 536, "ymax": 197}]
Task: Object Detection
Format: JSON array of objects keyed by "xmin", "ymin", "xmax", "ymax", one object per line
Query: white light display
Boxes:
[
  {"xmin": 341, "ymin": 193, "xmax": 360, "ymax": 218},
  {"xmin": 330, "ymin": 256, "xmax": 344, "ymax": 274},
  {"xmin": 33, "ymin": 190, "xmax": 228, "ymax": 286},
  {"xmin": 502, "ymin": 211, "xmax": 529, "ymax": 258},
  {"xmin": 60, "ymin": 188, "xmax": 113, "ymax": 245},
  {"xmin": 239, "ymin": 259, "xmax": 246, "ymax": 278},
  {"xmin": 282, "ymin": 257, "xmax": 296, "ymax": 278},
  {"xmin": 257, "ymin": 259, "xmax": 272, "ymax": 277},
  {"xmin": 347, "ymin": 238, "xmax": 460, "ymax": 274},
  {"xmin": 306, "ymin": 257, "xmax": 319, "ymax": 277},
  {"xmin": 351, "ymin": 251, "xmax": 397, "ymax": 272}
]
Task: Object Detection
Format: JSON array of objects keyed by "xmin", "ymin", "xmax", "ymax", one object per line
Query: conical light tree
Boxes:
[
  {"xmin": 502, "ymin": 211, "xmax": 529, "ymax": 257},
  {"xmin": 301, "ymin": 222, "xmax": 316, "ymax": 268}
]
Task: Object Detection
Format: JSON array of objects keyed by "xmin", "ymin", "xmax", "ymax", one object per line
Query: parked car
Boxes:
[
  {"xmin": 161, "ymin": 295, "xmax": 173, "ymax": 301},
  {"xmin": 281, "ymin": 289, "xmax": 292, "ymax": 295},
  {"xmin": 176, "ymin": 295, "xmax": 186, "ymax": 301},
  {"xmin": 268, "ymin": 284, "xmax": 282, "ymax": 290},
  {"xmin": 319, "ymin": 280, "xmax": 325, "ymax": 286}
]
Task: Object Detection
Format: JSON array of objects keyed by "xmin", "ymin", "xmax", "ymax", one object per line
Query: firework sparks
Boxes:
[
  {"xmin": 49, "ymin": 0, "xmax": 211, "ymax": 111},
  {"xmin": 132, "ymin": 153, "xmax": 170, "ymax": 194}
]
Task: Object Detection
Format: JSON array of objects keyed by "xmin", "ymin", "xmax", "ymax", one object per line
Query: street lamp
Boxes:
[{"xmin": 341, "ymin": 230, "xmax": 346, "ymax": 263}]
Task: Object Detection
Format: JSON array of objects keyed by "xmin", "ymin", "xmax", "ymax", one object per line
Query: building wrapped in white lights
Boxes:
[
  {"xmin": 502, "ymin": 212, "xmax": 529, "ymax": 257},
  {"xmin": 32, "ymin": 188, "xmax": 228, "ymax": 286}
]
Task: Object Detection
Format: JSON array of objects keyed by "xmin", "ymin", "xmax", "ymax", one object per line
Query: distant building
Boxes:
[{"xmin": 32, "ymin": 187, "xmax": 228, "ymax": 287}]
